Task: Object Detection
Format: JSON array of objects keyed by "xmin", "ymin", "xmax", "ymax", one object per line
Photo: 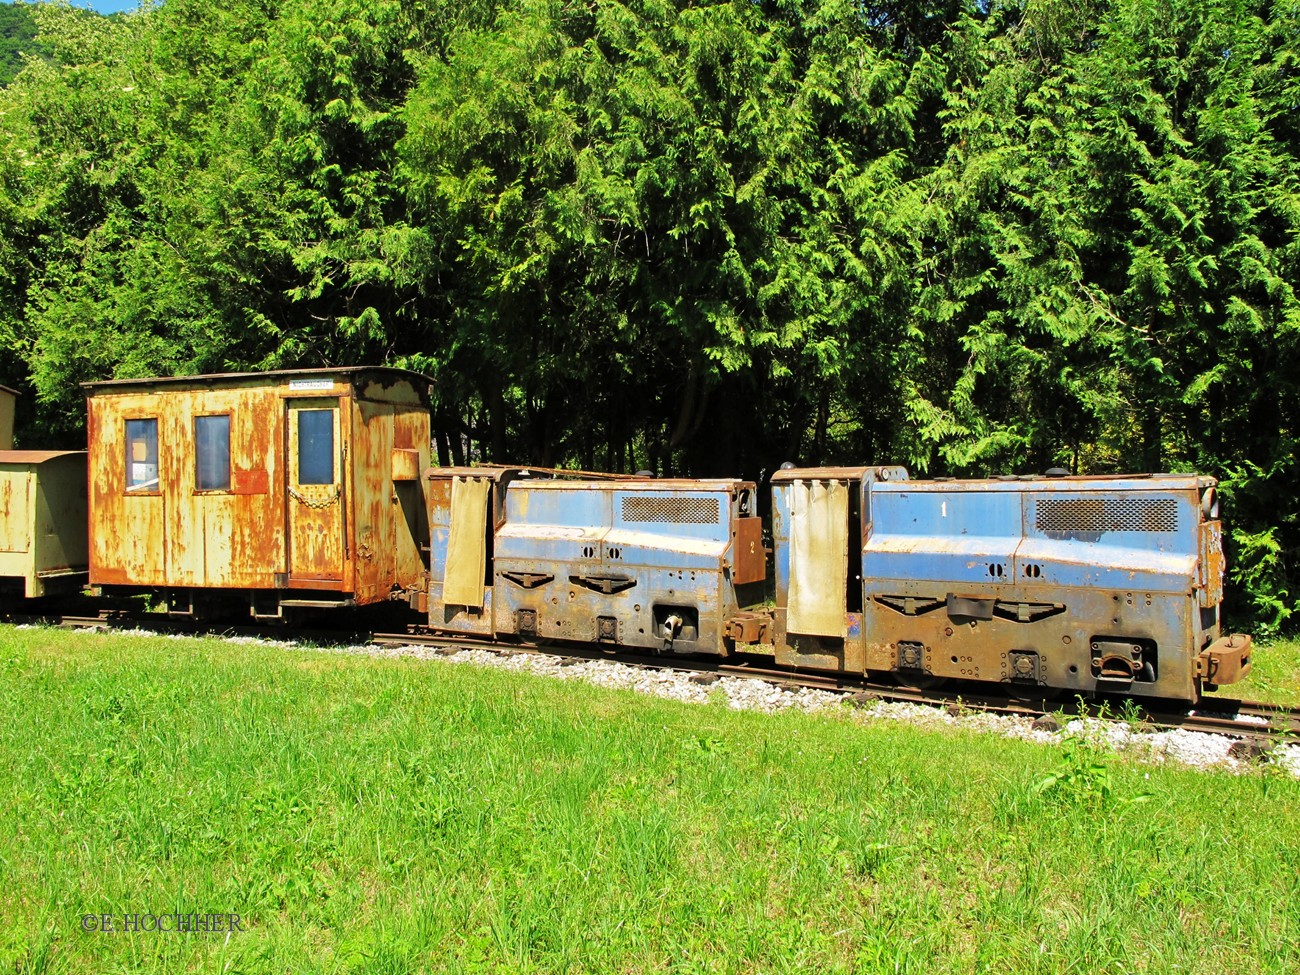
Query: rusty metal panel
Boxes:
[
  {"xmin": 30, "ymin": 452, "xmax": 89, "ymax": 596},
  {"xmin": 0, "ymin": 465, "xmax": 31, "ymax": 554},
  {"xmin": 391, "ymin": 448, "xmax": 420, "ymax": 481},
  {"xmin": 170, "ymin": 385, "xmax": 286, "ymax": 590},
  {"xmin": 87, "ymin": 383, "xmax": 293, "ymax": 590},
  {"xmin": 1199, "ymin": 520, "xmax": 1224, "ymax": 607},
  {"xmin": 389, "ymin": 408, "xmax": 430, "ymax": 594},
  {"xmin": 444, "ymin": 476, "xmax": 491, "ymax": 607},
  {"xmin": 787, "ymin": 479, "xmax": 849, "ymax": 638},
  {"xmin": 231, "ymin": 469, "xmax": 269, "ymax": 495},
  {"xmin": 732, "ymin": 516, "xmax": 764, "ymax": 585},
  {"xmin": 348, "ymin": 397, "xmax": 429, "ymax": 605},
  {"xmin": 87, "ymin": 393, "xmax": 168, "ymax": 587},
  {"xmin": 1197, "ymin": 633, "xmax": 1252, "ymax": 685},
  {"xmin": 350, "ymin": 398, "xmax": 390, "ymax": 604}
]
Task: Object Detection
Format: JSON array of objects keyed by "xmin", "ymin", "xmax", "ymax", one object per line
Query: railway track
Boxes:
[
  {"xmin": 13, "ymin": 609, "xmax": 1297, "ymax": 744},
  {"xmin": 372, "ymin": 628, "xmax": 1300, "ymax": 741}
]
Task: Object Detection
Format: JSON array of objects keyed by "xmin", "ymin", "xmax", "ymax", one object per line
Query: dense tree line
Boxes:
[
  {"xmin": 0, "ymin": 4, "xmax": 49, "ymax": 87},
  {"xmin": 0, "ymin": 0, "xmax": 1296, "ymax": 632}
]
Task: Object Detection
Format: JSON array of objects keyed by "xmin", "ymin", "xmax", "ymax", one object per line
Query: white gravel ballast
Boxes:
[
  {"xmin": 51, "ymin": 624, "xmax": 1300, "ymax": 778},
  {"xmin": 336, "ymin": 638, "xmax": 1300, "ymax": 778}
]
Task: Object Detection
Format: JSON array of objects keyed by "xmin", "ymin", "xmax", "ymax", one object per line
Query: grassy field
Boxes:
[
  {"xmin": 1219, "ymin": 637, "xmax": 1300, "ymax": 707},
  {"xmin": 1, "ymin": 626, "xmax": 1298, "ymax": 974}
]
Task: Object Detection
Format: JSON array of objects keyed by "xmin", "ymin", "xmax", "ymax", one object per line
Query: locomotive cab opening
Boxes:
[
  {"xmin": 427, "ymin": 468, "xmax": 505, "ymax": 635},
  {"xmin": 786, "ymin": 476, "xmax": 850, "ymax": 652},
  {"xmin": 770, "ymin": 466, "xmax": 909, "ymax": 672}
]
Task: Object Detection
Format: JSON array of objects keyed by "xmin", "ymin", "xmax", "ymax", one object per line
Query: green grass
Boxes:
[
  {"xmin": 1, "ymin": 625, "xmax": 1298, "ymax": 974},
  {"xmin": 1222, "ymin": 637, "xmax": 1300, "ymax": 707}
]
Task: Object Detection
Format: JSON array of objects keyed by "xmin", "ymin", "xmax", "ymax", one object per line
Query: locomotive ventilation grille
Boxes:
[
  {"xmin": 1035, "ymin": 497, "xmax": 1179, "ymax": 534},
  {"xmin": 622, "ymin": 496, "xmax": 720, "ymax": 524}
]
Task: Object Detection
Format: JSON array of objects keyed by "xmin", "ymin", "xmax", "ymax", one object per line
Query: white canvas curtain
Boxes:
[
  {"xmin": 787, "ymin": 479, "xmax": 849, "ymax": 638},
  {"xmin": 443, "ymin": 476, "xmax": 491, "ymax": 607}
]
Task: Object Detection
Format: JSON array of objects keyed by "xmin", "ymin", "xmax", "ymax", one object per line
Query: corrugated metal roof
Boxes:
[{"xmin": 82, "ymin": 366, "xmax": 432, "ymax": 391}]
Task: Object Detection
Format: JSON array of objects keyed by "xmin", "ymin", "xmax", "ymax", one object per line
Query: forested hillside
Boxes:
[
  {"xmin": 0, "ymin": 4, "xmax": 46, "ymax": 86},
  {"xmin": 0, "ymin": 0, "xmax": 1296, "ymax": 631}
]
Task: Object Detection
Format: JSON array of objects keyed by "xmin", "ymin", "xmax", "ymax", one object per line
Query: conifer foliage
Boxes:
[{"xmin": 0, "ymin": 0, "xmax": 1296, "ymax": 630}]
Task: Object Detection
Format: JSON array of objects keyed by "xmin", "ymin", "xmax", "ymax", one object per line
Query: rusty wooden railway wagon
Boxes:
[{"xmin": 84, "ymin": 368, "xmax": 431, "ymax": 619}]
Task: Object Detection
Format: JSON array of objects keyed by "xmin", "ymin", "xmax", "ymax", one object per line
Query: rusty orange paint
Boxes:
[
  {"xmin": 84, "ymin": 368, "xmax": 431, "ymax": 610},
  {"xmin": 731, "ymin": 517, "xmax": 765, "ymax": 585}
]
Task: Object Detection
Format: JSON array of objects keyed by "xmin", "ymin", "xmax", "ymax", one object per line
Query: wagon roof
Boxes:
[
  {"xmin": 0, "ymin": 449, "xmax": 84, "ymax": 465},
  {"xmin": 81, "ymin": 366, "xmax": 432, "ymax": 392},
  {"xmin": 0, "ymin": 384, "xmax": 16, "ymax": 396}
]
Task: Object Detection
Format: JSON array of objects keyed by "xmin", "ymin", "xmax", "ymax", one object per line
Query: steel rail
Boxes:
[
  {"xmin": 10, "ymin": 608, "xmax": 1295, "ymax": 743},
  {"xmin": 370, "ymin": 630, "xmax": 1300, "ymax": 741}
]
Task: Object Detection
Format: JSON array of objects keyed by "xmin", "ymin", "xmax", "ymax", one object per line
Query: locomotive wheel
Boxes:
[
  {"xmin": 892, "ymin": 672, "xmax": 949, "ymax": 692},
  {"xmin": 1008, "ymin": 684, "xmax": 1064, "ymax": 704}
]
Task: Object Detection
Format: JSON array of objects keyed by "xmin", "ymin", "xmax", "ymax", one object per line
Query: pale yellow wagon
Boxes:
[{"xmin": 0, "ymin": 385, "xmax": 90, "ymax": 600}]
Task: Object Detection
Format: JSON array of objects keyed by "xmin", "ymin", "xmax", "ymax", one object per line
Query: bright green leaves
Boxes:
[
  {"xmin": 397, "ymin": 0, "xmax": 931, "ymax": 467},
  {"xmin": 1, "ymin": 0, "xmax": 1299, "ymax": 628}
]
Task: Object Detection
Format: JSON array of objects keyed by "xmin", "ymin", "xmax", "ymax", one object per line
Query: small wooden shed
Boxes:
[
  {"xmin": 84, "ymin": 367, "xmax": 432, "ymax": 618},
  {"xmin": 0, "ymin": 450, "xmax": 89, "ymax": 598}
]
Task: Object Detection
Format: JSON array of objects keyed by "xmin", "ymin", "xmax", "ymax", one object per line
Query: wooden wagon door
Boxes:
[{"xmin": 286, "ymin": 398, "xmax": 346, "ymax": 584}]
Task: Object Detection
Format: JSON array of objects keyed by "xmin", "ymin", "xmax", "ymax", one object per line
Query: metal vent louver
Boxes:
[
  {"xmin": 1035, "ymin": 497, "xmax": 1179, "ymax": 534},
  {"xmin": 622, "ymin": 496, "xmax": 720, "ymax": 524}
]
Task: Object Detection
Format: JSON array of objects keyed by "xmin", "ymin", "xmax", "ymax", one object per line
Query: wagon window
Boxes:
[
  {"xmin": 297, "ymin": 409, "xmax": 334, "ymax": 485},
  {"xmin": 195, "ymin": 414, "xmax": 231, "ymax": 491},
  {"xmin": 125, "ymin": 418, "xmax": 159, "ymax": 493}
]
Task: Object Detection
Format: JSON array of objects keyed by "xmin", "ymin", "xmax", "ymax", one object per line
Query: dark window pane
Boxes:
[
  {"xmin": 195, "ymin": 415, "xmax": 231, "ymax": 491},
  {"xmin": 125, "ymin": 418, "xmax": 158, "ymax": 492},
  {"xmin": 298, "ymin": 410, "xmax": 334, "ymax": 485}
]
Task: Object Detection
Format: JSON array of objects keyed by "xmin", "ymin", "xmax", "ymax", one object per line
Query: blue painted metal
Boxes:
[
  {"xmin": 427, "ymin": 474, "xmax": 765, "ymax": 654},
  {"xmin": 771, "ymin": 468, "xmax": 1244, "ymax": 701}
]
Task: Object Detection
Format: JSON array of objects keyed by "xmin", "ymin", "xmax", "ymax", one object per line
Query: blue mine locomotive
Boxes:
[{"xmin": 425, "ymin": 463, "xmax": 1250, "ymax": 702}]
